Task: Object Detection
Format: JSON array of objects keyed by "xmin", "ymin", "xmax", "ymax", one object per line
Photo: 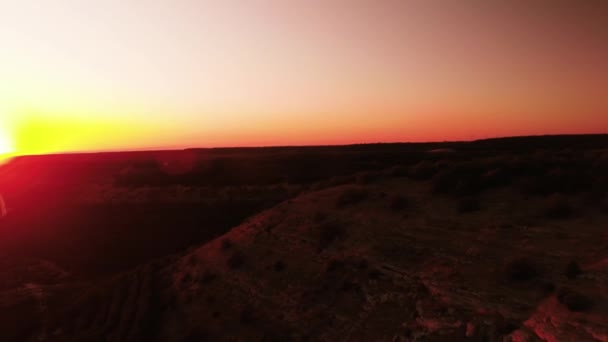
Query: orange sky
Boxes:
[{"xmin": 1, "ymin": 1, "xmax": 607, "ymax": 156}]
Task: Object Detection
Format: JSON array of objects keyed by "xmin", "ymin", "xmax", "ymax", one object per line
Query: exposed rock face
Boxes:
[{"xmin": 2, "ymin": 179, "xmax": 608, "ymax": 341}]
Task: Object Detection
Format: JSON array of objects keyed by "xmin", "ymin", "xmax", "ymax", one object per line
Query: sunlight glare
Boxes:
[{"xmin": 0, "ymin": 123, "xmax": 15, "ymax": 158}]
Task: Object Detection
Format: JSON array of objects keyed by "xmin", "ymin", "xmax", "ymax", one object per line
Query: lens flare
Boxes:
[{"xmin": 0, "ymin": 124, "xmax": 15, "ymax": 158}]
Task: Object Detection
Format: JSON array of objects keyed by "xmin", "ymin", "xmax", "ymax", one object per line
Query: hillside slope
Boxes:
[{"xmin": 3, "ymin": 174, "xmax": 607, "ymax": 341}]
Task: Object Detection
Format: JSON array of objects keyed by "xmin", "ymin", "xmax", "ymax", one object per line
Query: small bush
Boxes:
[
  {"xmin": 313, "ymin": 211, "xmax": 328, "ymax": 223},
  {"xmin": 327, "ymin": 175, "xmax": 357, "ymax": 187},
  {"xmin": 601, "ymin": 196, "xmax": 608, "ymax": 214},
  {"xmin": 187, "ymin": 254, "xmax": 199, "ymax": 266},
  {"xmin": 356, "ymin": 172, "xmax": 379, "ymax": 185},
  {"xmin": 317, "ymin": 221, "xmax": 347, "ymax": 249},
  {"xmin": 336, "ymin": 187, "xmax": 369, "ymax": 208},
  {"xmin": 481, "ymin": 168, "xmax": 512, "ymax": 188},
  {"xmin": 368, "ymin": 268, "xmax": 383, "ymax": 280},
  {"xmin": 201, "ymin": 270, "xmax": 218, "ymax": 284},
  {"xmin": 274, "ymin": 260, "xmax": 286, "ymax": 272},
  {"xmin": 543, "ymin": 194, "xmax": 575, "ymax": 220},
  {"xmin": 540, "ymin": 281, "xmax": 556, "ymax": 294},
  {"xmin": 357, "ymin": 259, "xmax": 369, "ymax": 270},
  {"xmin": 409, "ymin": 161, "xmax": 439, "ymax": 180},
  {"xmin": 181, "ymin": 272, "xmax": 193, "ymax": 284},
  {"xmin": 227, "ymin": 251, "xmax": 246, "ymax": 270},
  {"xmin": 239, "ymin": 306, "xmax": 256, "ymax": 325},
  {"xmin": 387, "ymin": 165, "xmax": 409, "ymax": 178},
  {"xmin": 221, "ymin": 239, "xmax": 234, "ymax": 251},
  {"xmin": 566, "ymin": 261, "xmax": 582, "ymax": 280},
  {"xmin": 557, "ymin": 288, "xmax": 594, "ymax": 312},
  {"xmin": 505, "ymin": 257, "xmax": 539, "ymax": 282},
  {"xmin": 326, "ymin": 258, "xmax": 345, "ymax": 273},
  {"xmin": 458, "ymin": 197, "xmax": 481, "ymax": 213},
  {"xmin": 389, "ymin": 194, "xmax": 409, "ymax": 212}
]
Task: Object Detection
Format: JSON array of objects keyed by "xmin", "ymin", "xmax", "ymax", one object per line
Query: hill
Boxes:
[{"xmin": 0, "ymin": 135, "xmax": 607, "ymax": 341}]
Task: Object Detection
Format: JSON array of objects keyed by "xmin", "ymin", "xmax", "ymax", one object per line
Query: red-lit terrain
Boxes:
[{"xmin": 1, "ymin": 135, "xmax": 607, "ymax": 341}]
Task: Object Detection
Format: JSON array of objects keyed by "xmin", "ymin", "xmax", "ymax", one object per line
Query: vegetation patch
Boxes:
[
  {"xmin": 557, "ymin": 288, "xmax": 594, "ymax": 312},
  {"xmin": 317, "ymin": 221, "xmax": 347, "ymax": 250},
  {"xmin": 221, "ymin": 238, "xmax": 234, "ymax": 251},
  {"xmin": 356, "ymin": 172, "xmax": 380, "ymax": 185},
  {"xmin": 409, "ymin": 161, "xmax": 440, "ymax": 180},
  {"xmin": 457, "ymin": 197, "xmax": 481, "ymax": 214},
  {"xmin": 387, "ymin": 165, "xmax": 409, "ymax": 178},
  {"xmin": 201, "ymin": 270, "xmax": 218, "ymax": 284},
  {"xmin": 566, "ymin": 260, "xmax": 582, "ymax": 280},
  {"xmin": 505, "ymin": 257, "xmax": 540, "ymax": 282},
  {"xmin": 273, "ymin": 260, "xmax": 286, "ymax": 273},
  {"xmin": 542, "ymin": 194, "xmax": 575, "ymax": 220},
  {"xmin": 227, "ymin": 251, "xmax": 246, "ymax": 270},
  {"xmin": 336, "ymin": 187, "xmax": 370, "ymax": 208},
  {"xmin": 389, "ymin": 194, "xmax": 409, "ymax": 212}
]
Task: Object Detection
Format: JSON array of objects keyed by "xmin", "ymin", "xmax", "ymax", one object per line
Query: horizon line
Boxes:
[{"xmin": 2, "ymin": 132, "xmax": 607, "ymax": 160}]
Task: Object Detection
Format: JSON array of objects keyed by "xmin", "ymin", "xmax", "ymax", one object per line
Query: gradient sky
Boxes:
[{"xmin": 1, "ymin": 1, "xmax": 607, "ymax": 155}]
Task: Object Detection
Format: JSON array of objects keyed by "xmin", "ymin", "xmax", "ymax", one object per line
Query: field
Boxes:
[{"xmin": 1, "ymin": 134, "xmax": 608, "ymax": 341}]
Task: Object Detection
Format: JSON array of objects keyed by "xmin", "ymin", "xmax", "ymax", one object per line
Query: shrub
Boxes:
[
  {"xmin": 227, "ymin": 251, "xmax": 246, "ymax": 270},
  {"xmin": 409, "ymin": 161, "xmax": 439, "ymax": 180},
  {"xmin": 387, "ymin": 165, "xmax": 409, "ymax": 178},
  {"xmin": 317, "ymin": 221, "xmax": 347, "ymax": 249},
  {"xmin": 542, "ymin": 194, "xmax": 575, "ymax": 220},
  {"xmin": 313, "ymin": 211, "xmax": 328, "ymax": 223},
  {"xmin": 274, "ymin": 260, "xmax": 286, "ymax": 272},
  {"xmin": 431, "ymin": 163, "xmax": 488, "ymax": 196},
  {"xmin": 221, "ymin": 238, "xmax": 234, "ymax": 251},
  {"xmin": 389, "ymin": 195, "xmax": 409, "ymax": 212},
  {"xmin": 566, "ymin": 261, "xmax": 582, "ymax": 280},
  {"xmin": 336, "ymin": 187, "xmax": 369, "ymax": 208},
  {"xmin": 368, "ymin": 268, "xmax": 383, "ymax": 280},
  {"xmin": 540, "ymin": 281, "xmax": 556, "ymax": 294},
  {"xmin": 326, "ymin": 258, "xmax": 345, "ymax": 273},
  {"xmin": 201, "ymin": 270, "xmax": 218, "ymax": 284},
  {"xmin": 481, "ymin": 168, "xmax": 512, "ymax": 188},
  {"xmin": 557, "ymin": 288, "xmax": 594, "ymax": 312},
  {"xmin": 357, "ymin": 259, "xmax": 369, "ymax": 270},
  {"xmin": 356, "ymin": 172, "xmax": 379, "ymax": 185},
  {"xmin": 505, "ymin": 257, "xmax": 539, "ymax": 282},
  {"xmin": 458, "ymin": 197, "xmax": 481, "ymax": 213},
  {"xmin": 181, "ymin": 272, "xmax": 193, "ymax": 284},
  {"xmin": 239, "ymin": 306, "xmax": 256, "ymax": 325}
]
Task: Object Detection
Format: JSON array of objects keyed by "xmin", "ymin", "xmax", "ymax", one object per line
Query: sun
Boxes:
[{"xmin": 0, "ymin": 126, "xmax": 15, "ymax": 157}]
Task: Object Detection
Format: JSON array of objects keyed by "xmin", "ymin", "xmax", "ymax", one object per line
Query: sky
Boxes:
[{"xmin": 1, "ymin": 0, "xmax": 607, "ymax": 156}]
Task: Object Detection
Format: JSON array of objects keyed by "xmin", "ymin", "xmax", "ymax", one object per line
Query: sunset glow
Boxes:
[
  {"xmin": 0, "ymin": 120, "xmax": 15, "ymax": 159},
  {"xmin": 1, "ymin": 1, "xmax": 607, "ymax": 156}
]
